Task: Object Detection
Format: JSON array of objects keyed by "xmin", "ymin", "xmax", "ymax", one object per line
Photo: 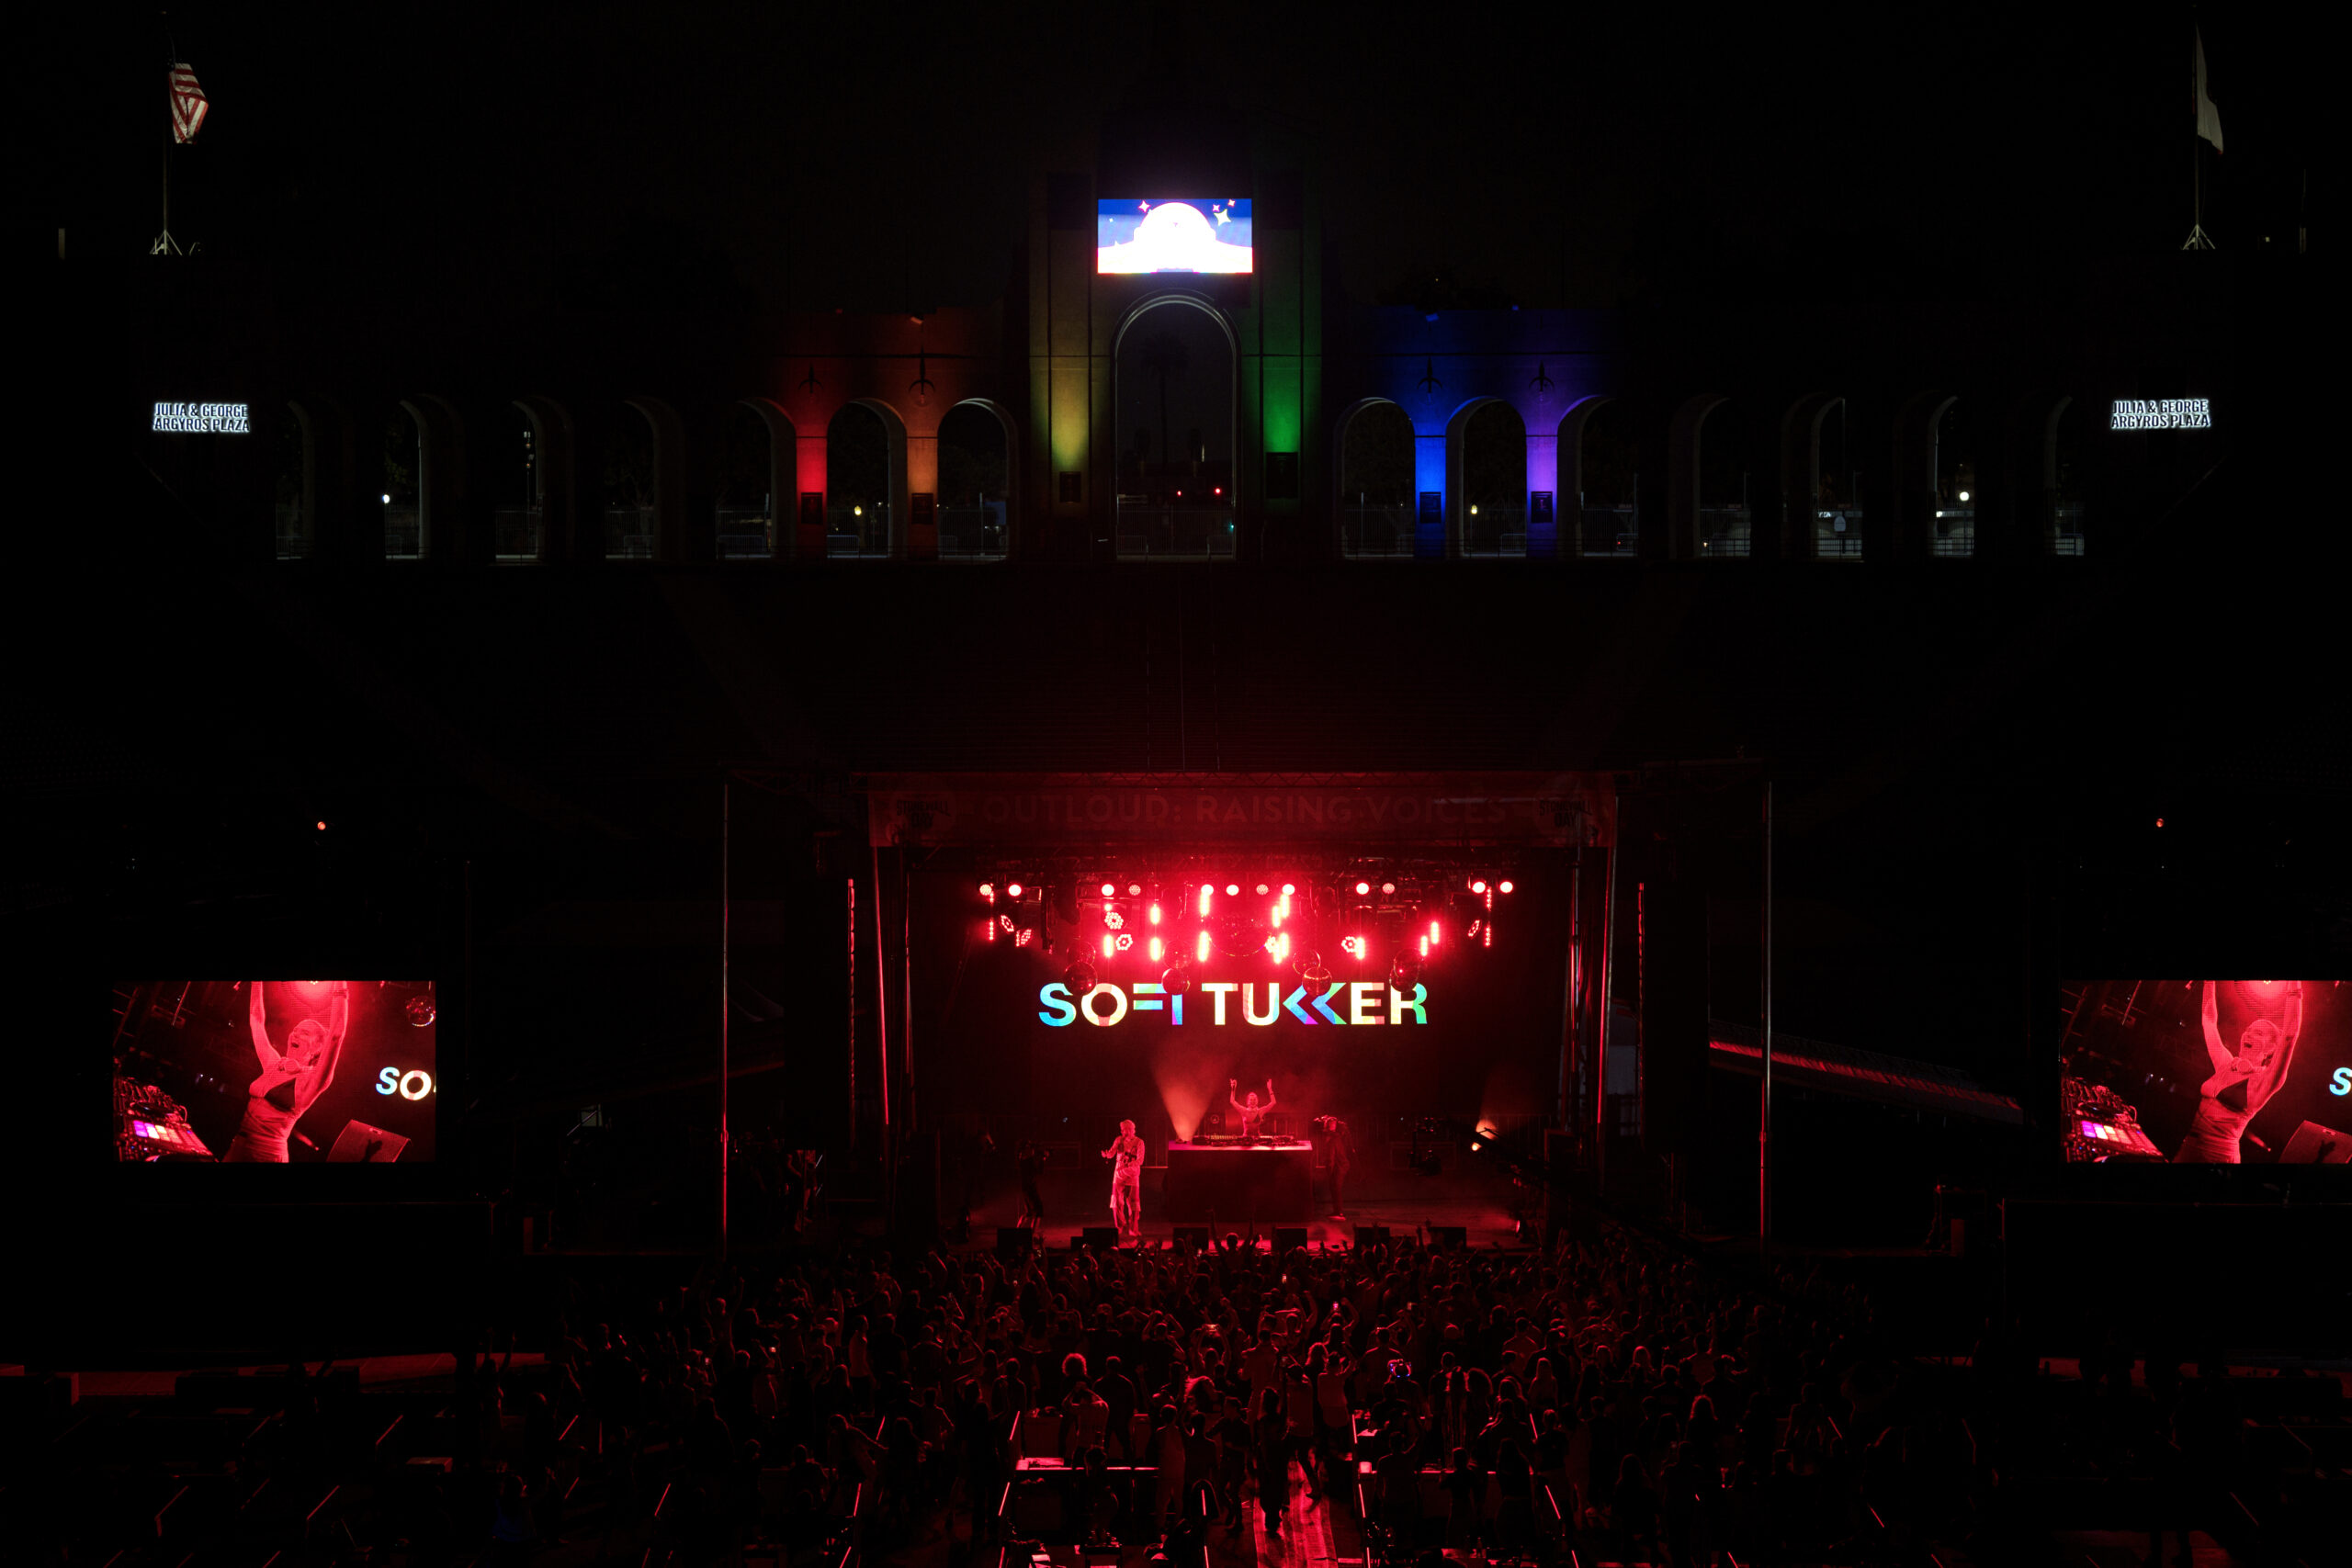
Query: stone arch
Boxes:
[
  {"xmin": 826, "ymin": 398, "xmax": 910, "ymax": 558},
  {"xmin": 718, "ymin": 398, "xmax": 791, "ymax": 560},
  {"xmin": 935, "ymin": 397, "xmax": 1018, "ymax": 559},
  {"xmin": 1112, "ymin": 293, "xmax": 1240, "ymax": 559},
  {"xmin": 1665, "ymin": 393, "xmax": 1729, "ymax": 560},
  {"xmin": 514, "ymin": 396, "xmax": 576, "ymax": 560},
  {"xmin": 1779, "ymin": 392, "xmax": 1856, "ymax": 559},
  {"xmin": 274, "ymin": 399, "xmax": 319, "ymax": 559},
  {"xmin": 622, "ymin": 395, "xmax": 688, "ymax": 561},
  {"xmin": 1332, "ymin": 396, "xmax": 1416, "ymax": 558},
  {"xmin": 2044, "ymin": 393, "xmax": 2089, "ymax": 555},
  {"xmin": 1893, "ymin": 390, "xmax": 1959, "ymax": 560},
  {"xmin": 1447, "ymin": 396, "xmax": 1528, "ymax": 558},
  {"xmin": 1558, "ymin": 394, "xmax": 1630, "ymax": 558}
]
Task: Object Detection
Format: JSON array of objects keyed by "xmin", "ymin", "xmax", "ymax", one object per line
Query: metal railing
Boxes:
[
  {"xmin": 493, "ymin": 505, "xmax": 543, "ymax": 560},
  {"xmin": 1931, "ymin": 505, "xmax": 1974, "ymax": 558},
  {"xmin": 1114, "ymin": 507, "xmax": 1237, "ymax": 559},
  {"xmin": 716, "ymin": 506, "xmax": 772, "ymax": 559},
  {"xmin": 603, "ymin": 503, "xmax": 654, "ymax": 559},
  {"xmin": 826, "ymin": 503, "xmax": 890, "ymax": 558},
  {"xmin": 935, "ymin": 504, "xmax": 1008, "ymax": 559},
  {"xmin": 1340, "ymin": 502, "xmax": 1416, "ymax": 558},
  {"xmin": 1815, "ymin": 509, "xmax": 1863, "ymax": 558},
  {"xmin": 1581, "ymin": 505, "xmax": 1637, "ymax": 556},
  {"xmin": 274, "ymin": 502, "xmax": 311, "ymax": 560},
  {"xmin": 1461, "ymin": 503, "xmax": 1527, "ymax": 558},
  {"xmin": 1698, "ymin": 505, "xmax": 1751, "ymax": 557},
  {"xmin": 384, "ymin": 505, "xmax": 422, "ymax": 559},
  {"xmin": 2052, "ymin": 503, "xmax": 2086, "ymax": 556}
]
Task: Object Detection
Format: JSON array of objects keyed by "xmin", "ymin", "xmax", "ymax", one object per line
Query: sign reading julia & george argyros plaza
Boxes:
[
  {"xmin": 2109, "ymin": 399, "xmax": 2211, "ymax": 431},
  {"xmin": 152, "ymin": 402, "xmax": 252, "ymax": 434}
]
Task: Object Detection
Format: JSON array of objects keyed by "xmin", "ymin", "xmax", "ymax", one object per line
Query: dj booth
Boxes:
[{"xmin": 1162, "ymin": 1138, "xmax": 1314, "ymax": 1223}]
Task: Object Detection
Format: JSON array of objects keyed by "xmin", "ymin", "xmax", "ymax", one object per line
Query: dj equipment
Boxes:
[
  {"xmin": 114, "ymin": 1077, "xmax": 213, "ymax": 1161},
  {"xmin": 1272, "ymin": 1225, "xmax": 1308, "ymax": 1253},
  {"xmin": 1185, "ymin": 1134, "xmax": 1311, "ymax": 1148},
  {"xmin": 1078, "ymin": 1225, "xmax": 1119, "ymax": 1250},
  {"xmin": 2060, "ymin": 1076, "xmax": 2165, "ymax": 1161}
]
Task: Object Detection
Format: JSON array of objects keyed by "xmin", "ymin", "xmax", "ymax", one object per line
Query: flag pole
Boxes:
[
  {"xmin": 153, "ymin": 25, "xmax": 181, "ymax": 255},
  {"xmin": 2184, "ymin": 21, "xmax": 2216, "ymax": 250}
]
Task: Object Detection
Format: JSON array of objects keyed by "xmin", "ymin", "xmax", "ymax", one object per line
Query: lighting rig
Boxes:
[{"xmin": 970, "ymin": 861, "xmax": 1520, "ymax": 995}]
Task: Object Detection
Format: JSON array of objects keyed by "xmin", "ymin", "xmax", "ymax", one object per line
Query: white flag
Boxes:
[{"xmin": 2192, "ymin": 28, "xmax": 2223, "ymax": 153}]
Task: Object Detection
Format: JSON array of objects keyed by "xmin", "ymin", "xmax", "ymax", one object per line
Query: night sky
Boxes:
[{"xmin": 30, "ymin": 6, "xmax": 2320, "ymax": 309}]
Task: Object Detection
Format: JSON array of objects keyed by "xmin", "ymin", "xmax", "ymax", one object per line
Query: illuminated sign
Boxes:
[
  {"xmin": 1098, "ymin": 199, "xmax": 1253, "ymax": 274},
  {"xmin": 2332, "ymin": 1066, "xmax": 2350, "ymax": 1097},
  {"xmin": 152, "ymin": 401, "xmax": 251, "ymax": 434},
  {"xmin": 2109, "ymin": 398, "xmax": 2211, "ymax": 431},
  {"xmin": 374, "ymin": 1066, "xmax": 436, "ymax": 1100},
  {"xmin": 1039, "ymin": 979, "xmax": 1427, "ymax": 1028}
]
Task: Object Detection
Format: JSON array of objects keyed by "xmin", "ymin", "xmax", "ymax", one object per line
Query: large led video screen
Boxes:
[
  {"xmin": 113, "ymin": 981, "xmax": 438, "ymax": 1163},
  {"xmin": 2061, "ymin": 980, "xmax": 2350, "ymax": 1165},
  {"xmin": 1097, "ymin": 198, "xmax": 1253, "ymax": 274}
]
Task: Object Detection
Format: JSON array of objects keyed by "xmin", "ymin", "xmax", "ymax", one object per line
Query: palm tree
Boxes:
[{"xmin": 1136, "ymin": 330, "xmax": 1189, "ymax": 502}]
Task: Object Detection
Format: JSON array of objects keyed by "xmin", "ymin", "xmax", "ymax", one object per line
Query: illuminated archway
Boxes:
[
  {"xmin": 1334, "ymin": 397, "xmax": 1415, "ymax": 558},
  {"xmin": 1112, "ymin": 295, "xmax": 1238, "ymax": 559}
]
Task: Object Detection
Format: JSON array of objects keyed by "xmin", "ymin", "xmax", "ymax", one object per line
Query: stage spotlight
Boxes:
[
  {"xmin": 1199, "ymin": 885, "xmax": 1214, "ymax": 916},
  {"xmin": 1127, "ymin": 883, "xmax": 1142, "ymax": 897},
  {"xmin": 1498, "ymin": 880, "xmax": 1514, "ymax": 894},
  {"xmin": 979, "ymin": 882, "xmax": 996, "ymax": 902},
  {"xmin": 1419, "ymin": 934, "xmax": 1430, "ymax": 957},
  {"xmin": 1148, "ymin": 902, "xmax": 1162, "ymax": 925},
  {"xmin": 1470, "ymin": 879, "xmax": 1487, "ymax": 894},
  {"xmin": 1115, "ymin": 932, "xmax": 1134, "ymax": 951},
  {"xmin": 1430, "ymin": 919, "xmax": 1442, "ymax": 945},
  {"xmin": 983, "ymin": 918, "xmax": 997, "ymax": 942},
  {"xmin": 1226, "ymin": 884, "xmax": 1240, "ymax": 897},
  {"xmin": 1102, "ymin": 934, "xmax": 1114, "ymax": 958},
  {"xmin": 1065, "ymin": 957, "xmax": 1096, "ymax": 992},
  {"xmin": 1007, "ymin": 883, "xmax": 1023, "ymax": 899},
  {"xmin": 1196, "ymin": 931, "xmax": 1212, "ymax": 964},
  {"xmin": 1341, "ymin": 935, "xmax": 1366, "ymax": 957},
  {"xmin": 1255, "ymin": 883, "xmax": 1270, "ymax": 896},
  {"xmin": 1015, "ymin": 928, "xmax": 1035, "ymax": 947},
  {"xmin": 1148, "ymin": 935, "xmax": 1164, "ymax": 963},
  {"xmin": 1105, "ymin": 909, "xmax": 1125, "ymax": 929},
  {"xmin": 1282, "ymin": 883, "xmax": 1296, "ymax": 896},
  {"xmin": 1000, "ymin": 914, "xmax": 1016, "ymax": 933},
  {"xmin": 1391, "ymin": 953, "xmax": 1422, "ymax": 988},
  {"xmin": 1355, "ymin": 881, "xmax": 1372, "ymax": 896},
  {"xmin": 1382, "ymin": 881, "xmax": 1397, "ymax": 895},
  {"xmin": 1101, "ymin": 882, "xmax": 1116, "ymax": 897}
]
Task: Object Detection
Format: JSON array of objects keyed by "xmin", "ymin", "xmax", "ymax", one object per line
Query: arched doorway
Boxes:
[
  {"xmin": 1453, "ymin": 400, "xmax": 1528, "ymax": 558},
  {"xmin": 1696, "ymin": 400, "xmax": 1750, "ymax": 557},
  {"xmin": 1573, "ymin": 398, "xmax": 1637, "ymax": 557},
  {"xmin": 1114, "ymin": 297, "xmax": 1237, "ymax": 559},
  {"xmin": 1929, "ymin": 397, "xmax": 1974, "ymax": 557},
  {"xmin": 383, "ymin": 402, "xmax": 425, "ymax": 559},
  {"xmin": 603, "ymin": 402, "xmax": 658, "ymax": 560},
  {"xmin": 826, "ymin": 400, "xmax": 905, "ymax": 558},
  {"xmin": 274, "ymin": 401, "xmax": 313, "ymax": 559},
  {"xmin": 937, "ymin": 400, "xmax": 1013, "ymax": 559},
  {"xmin": 494, "ymin": 401, "xmax": 543, "ymax": 561},
  {"xmin": 718, "ymin": 402, "xmax": 778, "ymax": 560},
  {"xmin": 1336, "ymin": 399, "xmax": 1415, "ymax": 558}
]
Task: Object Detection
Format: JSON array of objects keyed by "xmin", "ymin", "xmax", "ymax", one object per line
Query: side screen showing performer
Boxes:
[
  {"xmin": 1102, "ymin": 1119, "xmax": 1146, "ymax": 1243},
  {"xmin": 1229, "ymin": 1077, "xmax": 1277, "ymax": 1140},
  {"xmin": 2177, "ymin": 979, "xmax": 2303, "ymax": 1164},
  {"xmin": 228, "ymin": 980, "xmax": 350, "ymax": 1163}
]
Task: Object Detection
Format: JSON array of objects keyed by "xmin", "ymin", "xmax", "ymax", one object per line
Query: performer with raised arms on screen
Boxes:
[
  {"xmin": 1229, "ymin": 1077, "xmax": 1277, "ymax": 1141},
  {"xmin": 1102, "ymin": 1119, "xmax": 1146, "ymax": 1244},
  {"xmin": 226, "ymin": 981, "xmax": 350, "ymax": 1163},
  {"xmin": 2175, "ymin": 980, "xmax": 2303, "ymax": 1163}
]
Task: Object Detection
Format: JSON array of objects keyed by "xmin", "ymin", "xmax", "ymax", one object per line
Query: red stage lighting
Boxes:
[
  {"xmin": 1015, "ymin": 928, "xmax": 1035, "ymax": 947},
  {"xmin": 1127, "ymin": 883, "xmax": 1142, "ymax": 897},
  {"xmin": 1196, "ymin": 931, "xmax": 1212, "ymax": 964},
  {"xmin": 1282, "ymin": 883, "xmax": 1295, "ymax": 896},
  {"xmin": 1355, "ymin": 881, "xmax": 1372, "ymax": 896},
  {"xmin": 1101, "ymin": 882, "xmax": 1116, "ymax": 897},
  {"xmin": 979, "ymin": 882, "xmax": 996, "ymax": 903},
  {"xmin": 983, "ymin": 918, "xmax": 997, "ymax": 942},
  {"xmin": 316, "ymin": 820, "xmax": 327, "ymax": 831},
  {"xmin": 1007, "ymin": 883, "xmax": 1024, "ymax": 899},
  {"xmin": 1102, "ymin": 934, "xmax": 1115, "ymax": 958},
  {"xmin": 1341, "ymin": 935, "xmax": 1365, "ymax": 957},
  {"xmin": 1226, "ymin": 884, "xmax": 1240, "ymax": 897},
  {"xmin": 1115, "ymin": 932, "xmax": 1134, "ymax": 951},
  {"xmin": 1430, "ymin": 919, "xmax": 1442, "ymax": 945},
  {"xmin": 1498, "ymin": 880, "xmax": 1514, "ymax": 894},
  {"xmin": 1256, "ymin": 883, "xmax": 1270, "ymax": 896},
  {"xmin": 1382, "ymin": 882, "xmax": 1397, "ymax": 895},
  {"xmin": 1419, "ymin": 934, "xmax": 1430, "ymax": 957},
  {"xmin": 1199, "ymin": 885, "xmax": 1214, "ymax": 916},
  {"xmin": 1484, "ymin": 920, "xmax": 1494, "ymax": 948},
  {"xmin": 1148, "ymin": 936, "xmax": 1164, "ymax": 963},
  {"xmin": 1105, "ymin": 909, "xmax": 1125, "ymax": 929},
  {"xmin": 1470, "ymin": 879, "xmax": 1487, "ymax": 894},
  {"xmin": 1148, "ymin": 902, "xmax": 1163, "ymax": 925}
]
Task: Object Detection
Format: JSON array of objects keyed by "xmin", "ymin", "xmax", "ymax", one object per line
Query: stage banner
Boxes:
[{"xmin": 863, "ymin": 773, "xmax": 1614, "ymax": 849}]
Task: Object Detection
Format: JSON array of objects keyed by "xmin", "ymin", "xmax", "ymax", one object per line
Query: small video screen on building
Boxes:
[
  {"xmin": 2061, "ymin": 980, "xmax": 2352, "ymax": 1165},
  {"xmin": 112, "ymin": 981, "xmax": 438, "ymax": 1164},
  {"xmin": 1097, "ymin": 198, "xmax": 1253, "ymax": 274}
]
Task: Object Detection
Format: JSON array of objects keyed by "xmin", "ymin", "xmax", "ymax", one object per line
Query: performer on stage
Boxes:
[
  {"xmin": 2175, "ymin": 980, "xmax": 2303, "ymax": 1164},
  {"xmin": 1314, "ymin": 1115, "xmax": 1354, "ymax": 1216},
  {"xmin": 1016, "ymin": 1139, "xmax": 1047, "ymax": 1228},
  {"xmin": 1102, "ymin": 1119, "xmax": 1146, "ymax": 1243},
  {"xmin": 226, "ymin": 981, "xmax": 350, "ymax": 1163},
  {"xmin": 1228, "ymin": 1077, "xmax": 1277, "ymax": 1140}
]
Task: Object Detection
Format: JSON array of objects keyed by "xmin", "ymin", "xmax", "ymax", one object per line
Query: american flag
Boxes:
[{"xmin": 169, "ymin": 62, "xmax": 209, "ymax": 144}]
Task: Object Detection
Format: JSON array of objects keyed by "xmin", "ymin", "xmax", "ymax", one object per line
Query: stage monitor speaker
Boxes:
[
  {"xmin": 995, "ymin": 1227, "xmax": 1033, "ymax": 1261},
  {"xmin": 1272, "ymin": 1226, "xmax": 1308, "ymax": 1253},
  {"xmin": 1429, "ymin": 1224, "xmax": 1466, "ymax": 1250},
  {"xmin": 1354, "ymin": 1224, "xmax": 1391, "ymax": 1247},
  {"xmin": 1172, "ymin": 1224, "xmax": 1210, "ymax": 1249},
  {"xmin": 1079, "ymin": 1226, "xmax": 1118, "ymax": 1251}
]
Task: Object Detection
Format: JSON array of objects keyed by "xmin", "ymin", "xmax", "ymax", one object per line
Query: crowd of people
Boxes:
[{"xmin": 413, "ymin": 1213, "xmax": 1998, "ymax": 1565}]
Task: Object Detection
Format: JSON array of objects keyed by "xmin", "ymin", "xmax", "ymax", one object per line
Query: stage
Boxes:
[{"xmin": 962, "ymin": 1166, "xmax": 1527, "ymax": 1251}]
